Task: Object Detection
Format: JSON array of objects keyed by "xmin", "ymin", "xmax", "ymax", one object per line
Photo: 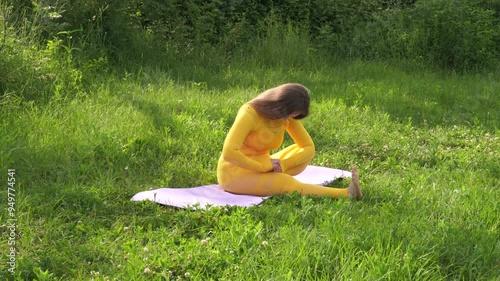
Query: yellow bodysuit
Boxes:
[{"xmin": 217, "ymin": 104, "xmax": 348, "ymax": 198}]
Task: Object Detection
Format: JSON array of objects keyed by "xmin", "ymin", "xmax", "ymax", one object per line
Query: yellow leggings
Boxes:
[{"xmin": 222, "ymin": 145, "xmax": 348, "ymax": 198}]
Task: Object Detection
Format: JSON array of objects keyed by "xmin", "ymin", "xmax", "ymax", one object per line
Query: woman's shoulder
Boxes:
[{"xmin": 238, "ymin": 103, "xmax": 259, "ymax": 118}]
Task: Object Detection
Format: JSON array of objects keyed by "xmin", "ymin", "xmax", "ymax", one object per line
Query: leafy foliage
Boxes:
[
  {"xmin": 349, "ymin": 0, "xmax": 500, "ymax": 70},
  {"xmin": 3, "ymin": 0, "xmax": 499, "ymax": 73}
]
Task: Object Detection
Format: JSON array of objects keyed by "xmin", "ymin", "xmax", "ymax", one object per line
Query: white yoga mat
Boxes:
[{"xmin": 131, "ymin": 165, "xmax": 351, "ymax": 209}]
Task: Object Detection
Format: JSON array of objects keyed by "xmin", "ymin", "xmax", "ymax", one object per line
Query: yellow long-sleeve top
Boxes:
[{"xmin": 218, "ymin": 104, "xmax": 315, "ymax": 178}]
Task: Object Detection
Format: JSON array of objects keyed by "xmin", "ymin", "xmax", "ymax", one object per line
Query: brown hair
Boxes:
[{"xmin": 248, "ymin": 83, "xmax": 310, "ymax": 120}]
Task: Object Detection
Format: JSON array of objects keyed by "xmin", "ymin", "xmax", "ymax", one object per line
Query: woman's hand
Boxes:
[{"xmin": 271, "ymin": 159, "xmax": 282, "ymax": 173}]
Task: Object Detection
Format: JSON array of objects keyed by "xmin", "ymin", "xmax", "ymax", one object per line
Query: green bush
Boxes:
[
  {"xmin": 407, "ymin": 0, "xmax": 498, "ymax": 71},
  {"xmin": 235, "ymin": 14, "xmax": 316, "ymax": 69},
  {"xmin": 339, "ymin": 0, "xmax": 500, "ymax": 71},
  {"xmin": 47, "ymin": 1, "xmax": 500, "ymax": 69},
  {"xmin": 3, "ymin": 0, "xmax": 141, "ymax": 62},
  {"xmin": 0, "ymin": 1, "xmax": 103, "ymax": 102},
  {"xmin": 0, "ymin": 32, "xmax": 84, "ymax": 101}
]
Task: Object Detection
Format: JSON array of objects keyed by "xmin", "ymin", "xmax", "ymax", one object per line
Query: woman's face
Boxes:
[{"xmin": 289, "ymin": 112, "xmax": 305, "ymax": 119}]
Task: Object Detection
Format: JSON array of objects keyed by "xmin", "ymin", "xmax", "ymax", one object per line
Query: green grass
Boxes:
[{"xmin": 1, "ymin": 60, "xmax": 499, "ymax": 280}]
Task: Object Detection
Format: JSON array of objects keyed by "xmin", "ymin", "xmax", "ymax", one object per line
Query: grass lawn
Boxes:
[{"xmin": 0, "ymin": 60, "xmax": 499, "ymax": 280}]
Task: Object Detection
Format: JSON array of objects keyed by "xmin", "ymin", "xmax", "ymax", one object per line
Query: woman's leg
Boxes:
[
  {"xmin": 271, "ymin": 144, "xmax": 313, "ymax": 176},
  {"xmin": 223, "ymin": 165, "xmax": 362, "ymax": 200},
  {"xmin": 223, "ymin": 170, "xmax": 349, "ymax": 198}
]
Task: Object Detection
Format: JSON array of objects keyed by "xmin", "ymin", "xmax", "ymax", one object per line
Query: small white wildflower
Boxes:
[
  {"xmin": 48, "ymin": 12, "xmax": 62, "ymax": 19},
  {"xmin": 90, "ymin": 270, "xmax": 99, "ymax": 276},
  {"xmin": 143, "ymin": 247, "xmax": 149, "ymax": 252},
  {"xmin": 144, "ymin": 267, "xmax": 152, "ymax": 274},
  {"xmin": 261, "ymin": 241, "xmax": 269, "ymax": 246},
  {"xmin": 123, "ymin": 226, "xmax": 129, "ymax": 232},
  {"xmin": 184, "ymin": 272, "xmax": 191, "ymax": 278}
]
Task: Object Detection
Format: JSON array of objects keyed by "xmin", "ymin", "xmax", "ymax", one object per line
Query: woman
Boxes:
[{"xmin": 217, "ymin": 83, "xmax": 362, "ymax": 200}]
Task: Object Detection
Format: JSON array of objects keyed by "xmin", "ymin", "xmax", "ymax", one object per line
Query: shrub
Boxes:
[
  {"xmin": 2, "ymin": 0, "xmax": 499, "ymax": 76},
  {"xmin": 0, "ymin": 1, "xmax": 88, "ymax": 101},
  {"xmin": 349, "ymin": 0, "xmax": 500, "ymax": 71}
]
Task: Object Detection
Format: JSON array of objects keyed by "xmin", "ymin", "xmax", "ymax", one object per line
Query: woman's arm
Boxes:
[
  {"xmin": 280, "ymin": 119, "xmax": 315, "ymax": 172},
  {"xmin": 221, "ymin": 105, "xmax": 273, "ymax": 172}
]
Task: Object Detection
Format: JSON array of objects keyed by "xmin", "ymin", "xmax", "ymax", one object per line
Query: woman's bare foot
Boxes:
[{"xmin": 348, "ymin": 165, "xmax": 363, "ymax": 200}]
